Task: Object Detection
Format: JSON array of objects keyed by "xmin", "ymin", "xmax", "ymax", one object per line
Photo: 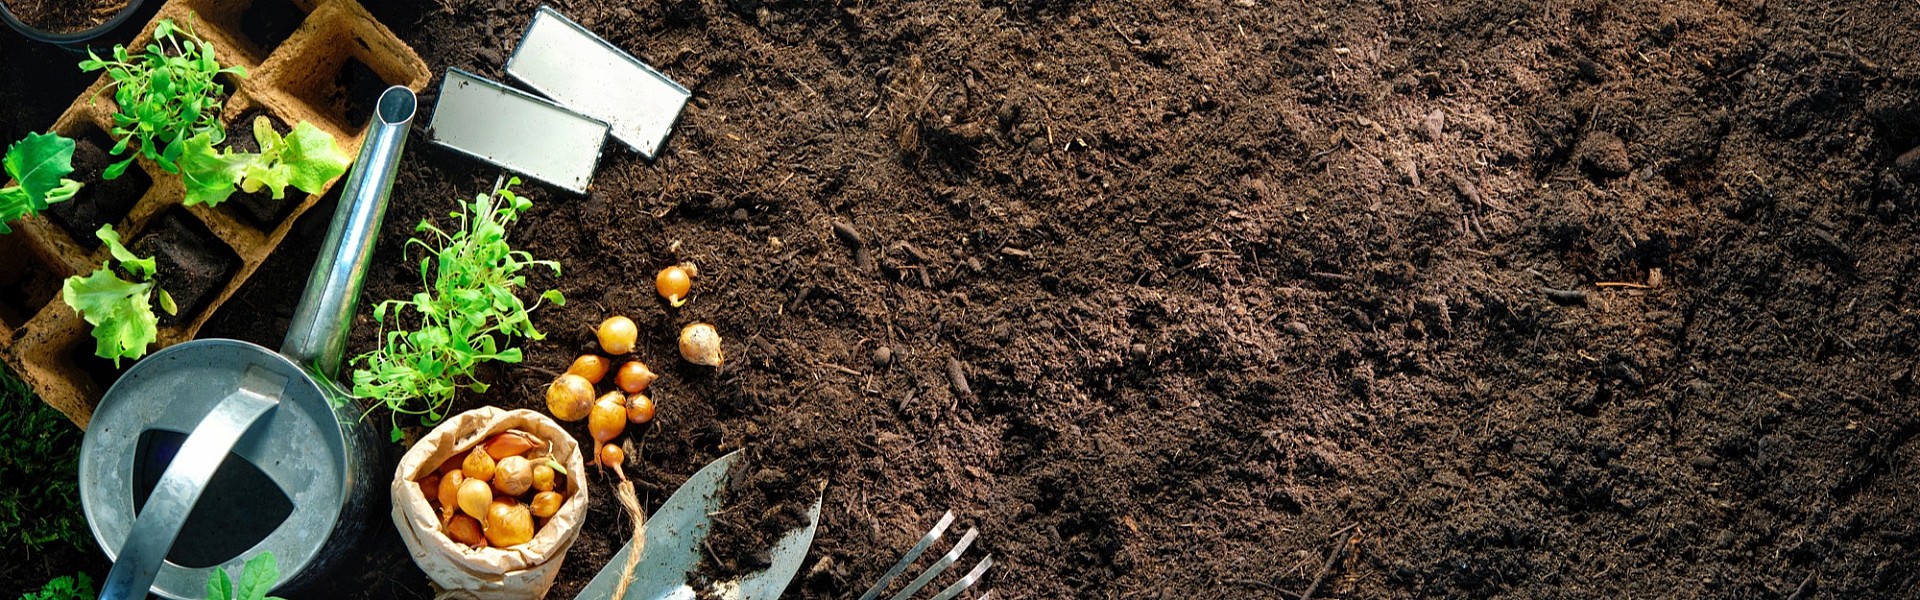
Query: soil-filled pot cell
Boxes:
[
  {"xmin": 1, "ymin": 0, "xmax": 124, "ymax": 34},
  {"xmin": 0, "ymin": 235, "xmax": 67, "ymax": 329},
  {"xmin": 42, "ymin": 126, "xmax": 151, "ymax": 249},
  {"xmin": 221, "ymin": 109, "xmax": 299, "ymax": 227},
  {"xmin": 129, "ymin": 209, "xmax": 237, "ymax": 326}
]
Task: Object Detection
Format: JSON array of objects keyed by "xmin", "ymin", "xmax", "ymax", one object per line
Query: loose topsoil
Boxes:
[
  {"xmin": 1, "ymin": 0, "xmax": 125, "ymax": 34},
  {"xmin": 6, "ymin": 0, "xmax": 1920, "ymax": 598}
]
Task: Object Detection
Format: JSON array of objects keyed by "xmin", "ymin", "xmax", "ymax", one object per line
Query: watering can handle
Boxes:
[{"xmin": 98, "ymin": 367, "xmax": 286, "ymax": 600}]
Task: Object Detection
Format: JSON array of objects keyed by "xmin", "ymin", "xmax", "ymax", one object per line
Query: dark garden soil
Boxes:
[
  {"xmin": 7, "ymin": 0, "xmax": 1920, "ymax": 598},
  {"xmin": 1, "ymin": 0, "xmax": 125, "ymax": 35},
  {"xmin": 42, "ymin": 130, "xmax": 148, "ymax": 249},
  {"xmin": 130, "ymin": 208, "xmax": 238, "ymax": 325}
]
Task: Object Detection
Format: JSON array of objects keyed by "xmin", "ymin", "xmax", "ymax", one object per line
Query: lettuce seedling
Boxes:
[
  {"xmin": 80, "ymin": 18, "xmax": 245, "ymax": 178},
  {"xmin": 179, "ymin": 117, "xmax": 352, "ymax": 207},
  {"xmin": 0, "ymin": 132, "xmax": 84, "ymax": 234},
  {"xmin": 206, "ymin": 552, "xmax": 286, "ymax": 600},
  {"xmin": 60, "ymin": 225, "xmax": 178, "ymax": 366},
  {"xmin": 350, "ymin": 178, "xmax": 564, "ymax": 441}
]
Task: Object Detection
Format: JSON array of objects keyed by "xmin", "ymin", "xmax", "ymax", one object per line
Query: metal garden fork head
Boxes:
[{"xmin": 858, "ymin": 511, "xmax": 993, "ymax": 600}]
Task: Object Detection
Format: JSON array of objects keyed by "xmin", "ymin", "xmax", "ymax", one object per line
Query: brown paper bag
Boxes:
[{"xmin": 392, "ymin": 407, "xmax": 589, "ymax": 600}]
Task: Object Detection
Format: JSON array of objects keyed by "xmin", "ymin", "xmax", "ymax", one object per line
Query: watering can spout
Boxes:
[{"xmin": 281, "ymin": 86, "xmax": 417, "ymax": 379}]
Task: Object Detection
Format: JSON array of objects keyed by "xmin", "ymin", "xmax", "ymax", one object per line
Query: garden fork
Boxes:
[{"xmin": 858, "ymin": 511, "xmax": 993, "ymax": 600}]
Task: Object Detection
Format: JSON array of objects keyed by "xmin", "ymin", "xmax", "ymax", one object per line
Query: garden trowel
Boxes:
[{"xmin": 575, "ymin": 451, "xmax": 823, "ymax": 600}]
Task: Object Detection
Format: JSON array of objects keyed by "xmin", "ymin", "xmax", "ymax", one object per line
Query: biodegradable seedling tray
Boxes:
[{"xmin": 0, "ymin": 0, "xmax": 430, "ymax": 427}]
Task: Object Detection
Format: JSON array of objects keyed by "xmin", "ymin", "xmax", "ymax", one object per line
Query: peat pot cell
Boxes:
[
  {"xmin": 221, "ymin": 109, "xmax": 300, "ymax": 227},
  {"xmin": 129, "ymin": 209, "xmax": 238, "ymax": 326},
  {"xmin": 43, "ymin": 125, "xmax": 152, "ymax": 249},
  {"xmin": 183, "ymin": 0, "xmax": 308, "ymax": 63},
  {"xmin": 0, "ymin": 235, "xmax": 68, "ymax": 329},
  {"xmin": 330, "ymin": 57, "xmax": 390, "ymax": 134}
]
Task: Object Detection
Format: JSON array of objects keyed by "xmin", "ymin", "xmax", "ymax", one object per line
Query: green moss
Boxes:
[{"xmin": 0, "ymin": 364, "xmax": 88, "ymax": 553}]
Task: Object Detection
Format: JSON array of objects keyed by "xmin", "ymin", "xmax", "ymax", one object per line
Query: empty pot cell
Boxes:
[
  {"xmin": 183, "ymin": 0, "xmax": 310, "ymax": 63},
  {"xmin": 275, "ymin": 25, "xmax": 408, "ymax": 134},
  {"xmin": 0, "ymin": 235, "xmax": 69, "ymax": 330},
  {"xmin": 128, "ymin": 209, "xmax": 238, "ymax": 326},
  {"xmin": 42, "ymin": 124, "xmax": 153, "ymax": 249},
  {"xmin": 220, "ymin": 109, "xmax": 301, "ymax": 227}
]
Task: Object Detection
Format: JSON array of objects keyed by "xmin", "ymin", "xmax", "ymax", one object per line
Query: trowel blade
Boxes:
[{"xmin": 574, "ymin": 451, "xmax": 821, "ymax": 600}]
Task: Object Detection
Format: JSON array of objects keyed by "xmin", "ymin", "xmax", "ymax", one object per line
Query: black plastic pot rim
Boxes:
[{"xmin": 0, "ymin": 0, "xmax": 149, "ymax": 48}]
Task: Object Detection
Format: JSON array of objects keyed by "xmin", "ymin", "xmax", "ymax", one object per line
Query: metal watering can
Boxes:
[{"xmin": 79, "ymin": 86, "xmax": 416, "ymax": 599}]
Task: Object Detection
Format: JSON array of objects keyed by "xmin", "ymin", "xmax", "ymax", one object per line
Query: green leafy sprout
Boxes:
[
  {"xmin": 1, "ymin": 132, "xmax": 85, "ymax": 234},
  {"xmin": 19, "ymin": 572, "xmax": 96, "ymax": 600},
  {"xmin": 206, "ymin": 552, "xmax": 285, "ymax": 600},
  {"xmin": 179, "ymin": 116, "xmax": 352, "ymax": 207},
  {"xmin": 79, "ymin": 17, "xmax": 245, "ymax": 179},
  {"xmin": 350, "ymin": 177, "xmax": 564, "ymax": 441},
  {"xmin": 60, "ymin": 224, "xmax": 178, "ymax": 366}
]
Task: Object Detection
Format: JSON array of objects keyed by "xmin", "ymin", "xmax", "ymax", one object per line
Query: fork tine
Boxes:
[
  {"xmin": 887, "ymin": 528, "xmax": 979, "ymax": 600},
  {"xmin": 927, "ymin": 555, "xmax": 993, "ymax": 600},
  {"xmin": 858, "ymin": 511, "xmax": 956, "ymax": 600}
]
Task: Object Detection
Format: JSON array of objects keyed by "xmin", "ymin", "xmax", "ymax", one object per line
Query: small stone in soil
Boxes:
[
  {"xmin": 947, "ymin": 357, "xmax": 971, "ymax": 396},
  {"xmin": 1283, "ymin": 321, "xmax": 1310, "ymax": 336},
  {"xmin": 1896, "ymin": 145, "xmax": 1920, "ymax": 177},
  {"xmin": 1543, "ymin": 288, "xmax": 1589, "ymax": 306},
  {"xmin": 854, "ymin": 246, "xmax": 876, "ymax": 273},
  {"xmin": 1575, "ymin": 132, "xmax": 1632, "ymax": 177},
  {"xmin": 1420, "ymin": 109, "xmax": 1445, "ymax": 141},
  {"xmin": 831, "ymin": 219, "xmax": 864, "ymax": 247},
  {"xmin": 872, "ymin": 345, "xmax": 893, "ymax": 368}
]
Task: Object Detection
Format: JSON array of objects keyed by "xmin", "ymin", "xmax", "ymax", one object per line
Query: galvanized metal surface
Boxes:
[
  {"xmin": 427, "ymin": 68, "xmax": 609, "ymax": 194},
  {"xmin": 507, "ymin": 5, "xmax": 690, "ymax": 159}
]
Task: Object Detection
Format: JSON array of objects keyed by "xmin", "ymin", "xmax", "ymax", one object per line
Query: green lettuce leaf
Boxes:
[
  {"xmin": 61, "ymin": 267, "xmax": 158, "ymax": 367},
  {"xmin": 61, "ymin": 225, "xmax": 165, "ymax": 366},
  {"xmin": 1, "ymin": 132, "xmax": 85, "ymax": 232},
  {"xmin": 279, "ymin": 122, "xmax": 350, "ymax": 194},
  {"xmin": 3, "ymin": 132, "xmax": 78, "ymax": 205},
  {"xmin": 177, "ymin": 132, "xmax": 248, "ymax": 207}
]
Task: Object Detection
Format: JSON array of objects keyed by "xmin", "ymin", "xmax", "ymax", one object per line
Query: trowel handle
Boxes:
[
  {"xmin": 281, "ymin": 86, "xmax": 417, "ymax": 379},
  {"xmin": 99, "ymin": 367, "xmax": 286, "ymax": 600}
]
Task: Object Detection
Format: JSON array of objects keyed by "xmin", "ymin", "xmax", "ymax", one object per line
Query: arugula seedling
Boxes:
[
  {"xmin": 350, "ymin": 177, "xmax": 564, "ymax": 441},
  {"xmin": 206, "ymin": 552, "xmax": 286, "ymax": 600},
  {"xmin": 80, "ymin": 18, "xmax": 245, "ymax": 178},
  {"xmin": 178, "ymin": 116, "xmax": 352, "ymax": 207},
  {"xmin": 1, "ymin": 132, "xmax": 85, "ymax": 234},
  {"xmin": 60, "ymin": 225, "xmax": 178, "ymax": 366}
]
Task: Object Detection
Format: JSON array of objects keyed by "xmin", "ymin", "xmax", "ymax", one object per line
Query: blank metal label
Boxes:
[
  {"xmin": 507, "ymin": 6, "xmax": 691, "ymax": 159},
  {"xmin": 427, "ymin": 69, "xmax": 608, "ymax": 194}
]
